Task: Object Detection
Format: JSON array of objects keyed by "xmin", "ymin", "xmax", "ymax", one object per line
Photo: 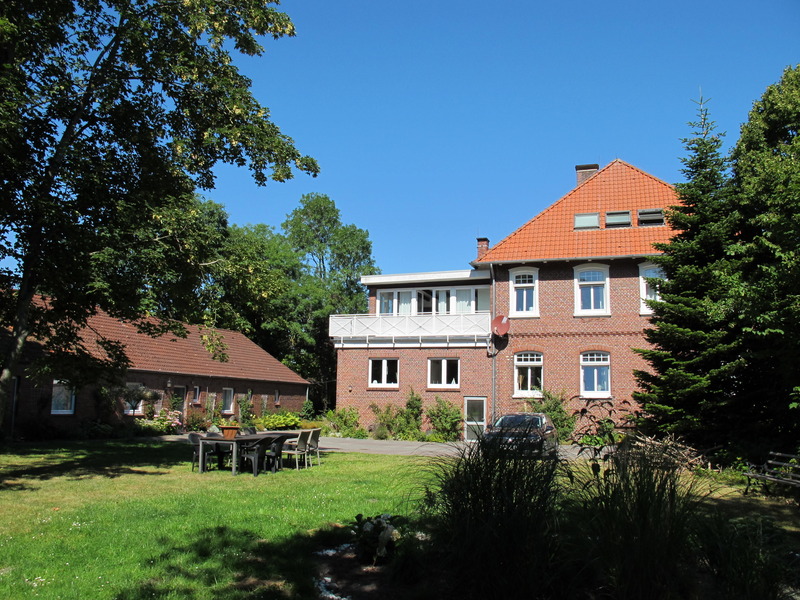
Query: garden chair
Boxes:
[
  {"xmin": 283, "ymin": 430, "xmax": 311, "ymax": 469},
  {"xmin": 204, "ymin": 431, "xmax": 232, "ymax": 469},
  {"xmin": 188, "ymin": 432, "xmax": 228, "ymax": 471},
  {"xmin": 307, "ymin": 428, "xmax": 322, "ymax": 466},
  {"xmin": 241, "ymin": 426, "xmax": 257, "ymax": 435},
  {"xmin": 238, "ymin": 436, "xmax": 274, "ymax": 476}
]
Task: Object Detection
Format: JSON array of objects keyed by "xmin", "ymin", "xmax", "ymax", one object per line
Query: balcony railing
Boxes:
[{"xmin": 329, "ymin": 311, "xmax": 491, "ymax": 341}]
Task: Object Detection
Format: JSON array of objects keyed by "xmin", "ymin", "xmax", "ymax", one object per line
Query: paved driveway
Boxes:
[{"xmin": 318, "ymin": 436, "xmax": 464, "ymax": 456}]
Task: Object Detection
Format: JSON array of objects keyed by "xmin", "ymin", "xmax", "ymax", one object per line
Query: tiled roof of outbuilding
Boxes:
[
  {"xmin": 475, "ymin": 160, "xmax": 676, "ymax": 264},
  {"xmin": 83, "ymin": 311, "xmax": 308, "ymax": 384}
]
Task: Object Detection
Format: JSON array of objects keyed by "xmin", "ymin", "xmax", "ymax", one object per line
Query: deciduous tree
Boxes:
[{"xmin": 0, "ymin": 0, "xmax": 318, "ymax": 431}]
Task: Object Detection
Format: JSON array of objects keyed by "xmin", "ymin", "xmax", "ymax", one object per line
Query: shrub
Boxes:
[
  {"xmin": 524, "ymin": 388, "xmax": 576, "ymax": 440},
  {"xmin": 425, "ymin": 396, "xmax": 462, "ymax": 441},
  {"xmin": 369, "ymin": 390, "xmax": 426, "ymax": 441},
  {"xmin": 323, "ymin": 408, "xmax": 368, "ymax": 438},
  {"xmin": 253, "ymin": 412, "xmax": 301, "ymax": 430}
]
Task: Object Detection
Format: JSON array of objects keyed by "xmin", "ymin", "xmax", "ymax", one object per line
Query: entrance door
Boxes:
[{"xmin": 464, "ymin": 396, "xmax": 486, "ymax": 441}]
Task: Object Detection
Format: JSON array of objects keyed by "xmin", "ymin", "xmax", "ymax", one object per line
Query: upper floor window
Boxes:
[
  {"xmin": 574, "ymin": 264, "xmax": 610, "ymax": 316},
  {"xmin": 580, "ymin": 352, "xmax": 611, "ymax": 398},
  {"xmin": 638, "ymin": 208, "xmax": 665, "ymax": 226},
  {"xmin": 574, "ymin": 213, "xmax": 600, "ymax": 229},
  {"xmin": 639, "ymin": 262, "xmax": 665, "ymax": 314},
  {"xmin": 51, "ymin": 380, "xmax": 75, "ymax": 415},
  {"xmin": 369, "ymin": 358, "xmax": 399, "ymax": 387},
  {"xmin": 605, "ymin": 211, "xmax": 632, "ymax": 228},
  {"xmin": 514, "ymin": 352, "xmax": 543, "ymax": 397},
  {"xmin": 510, "ymin": 267, "xmax": 539, "ymax": 317},
  {"xmin": 377, "ymin": 287, "xmax": 488, "ymax": 316},
  {"xmin": 428, "ymin": 358, "xmax": 460, "ymax": 388}
]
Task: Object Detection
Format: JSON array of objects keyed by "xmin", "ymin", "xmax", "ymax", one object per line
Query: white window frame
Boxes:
[
  {"xmin": 428, "ymin": 358, "xmax": 460, "ymax": 389},
  {"xmin": 574, "ymin": 263, "xmax": 610, "ymax": 316},
  {"xmin": 514, "ymin": 352, "xmax": 543, "ymax": 398},
  {"xmin": 580, "ymin": 352, "xmax": 611, "ymax": 398},
  {"xmin": 123, "ymin": 382, "xmax": 145, "ymax": 415},
  {"xmin": 221, "ymin": 387, "xmax": 235, "ymax": 414},
  {"xmin": 376, "ymin": 286, "xmax": 489, "ymax": 316},
  {"xmin": 369, "ymin": 358, "xmax": 399, "ymax": 388},
  {"xmin": 639, "ymin": 262, "xmax": 665, "ymax": 315},
  {"xmin": 509, "ymin": 267, "xmax": 539, "ymax": 317},
  {"xmin": 51, "ymin": 380, "xmax": 75, "ymax": 415},
  {"xmin": 192, "ymin": 386, "xmax": 201, "ymax": 404}
]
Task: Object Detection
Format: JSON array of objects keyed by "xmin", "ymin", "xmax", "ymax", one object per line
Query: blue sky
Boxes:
[{"xmin": 211, "ymin": 0, "xmax": 799, "ymax": 275}]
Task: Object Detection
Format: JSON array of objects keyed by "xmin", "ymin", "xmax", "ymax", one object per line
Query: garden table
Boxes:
[{"xmin": 198, "ymin": 431, "xmax": 301, "ymax": 475}]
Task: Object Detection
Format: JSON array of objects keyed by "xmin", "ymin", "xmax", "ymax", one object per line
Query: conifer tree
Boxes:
[{"xmin": 635, "ymin": 100, "xmax": 744, "ymax": 448}]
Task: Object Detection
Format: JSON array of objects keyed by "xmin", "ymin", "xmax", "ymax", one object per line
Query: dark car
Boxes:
[{"xmin": 484, "ymin": 412, "xmax": 558, "ymax": 457}]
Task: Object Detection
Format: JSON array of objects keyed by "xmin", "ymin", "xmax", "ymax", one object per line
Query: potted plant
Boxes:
[{"xmin": 218, "ymin": 418, "xmax": 240, "ymax": 439}]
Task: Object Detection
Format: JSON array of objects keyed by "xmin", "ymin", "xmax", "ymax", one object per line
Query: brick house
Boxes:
[
  {"xmin": 329, "ymin": 160, "xmax": 675, "ymax": 438},
  {"xmin": 7, "ymin": 310, "xmax": 309, "ymax": 438}
]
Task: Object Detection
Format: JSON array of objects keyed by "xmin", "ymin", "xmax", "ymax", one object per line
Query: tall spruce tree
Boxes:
[
  {"xmin": 727, "ymin": 65, "xmax": 800, "ymax": 450},
  {"xmin": 635, "ymin": 100, "xmax": 745, "ymax": 448}
]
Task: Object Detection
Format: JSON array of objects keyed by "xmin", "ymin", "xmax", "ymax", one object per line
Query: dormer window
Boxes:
[
  {"xmin": 638, "ymin": 208, "xmax": 665, "ymax": 226},
  {"xmin": 605, "ymin": 211, "xmax": 631, "ymax": 228},
  {"xmin": 574, "ymin": 213, "xmax": 600, "ymax": 230}
]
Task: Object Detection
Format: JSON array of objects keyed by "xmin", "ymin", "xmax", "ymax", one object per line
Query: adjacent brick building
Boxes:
[
  {"xmin": 6, "ymin": 310, "xmax": 309, "ymax": 438},
  {"xmin": 330, "ymin": 160, "xmax": 675, "ymax": 438}
]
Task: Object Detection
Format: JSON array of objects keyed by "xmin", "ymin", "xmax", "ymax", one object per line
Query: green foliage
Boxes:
[
  {"xmin": 425, "ymin": 396, "xmax": 463, "ymax": 441},
  {"xmin": 420, "ymin": 433, "xmax": 565, "ymax": 598},
  {"xmin": 0, "ymin": 0, "xmax": 318, "ymax": 429},
  {"xmin": 525, "ymin": 389, "xmax": 576, "ymax": 440},
  {"xmin": 236, "ymin": 391, "xmax": 255, "ymax": 426},
  {"xmin": 369, "ymin": 390, "xmax": 426, "ymax": 441},
  {"xmin": 253, "ymin": 412, "xmax": 300, "ymax": 431},
  {"xmin": 323, "ymin": 407, "xmax": 368, "ymax": 438},
  {"xmin": 637, "ymin": 69, "xmax": 800, "ymax": 457},
  {"xmin": 299, "ymin": 397, "xmax": 316, "ymax": 420},
  {"xmin": 183, "ymin": 411, "xmax": 209, "ymax": 432}
]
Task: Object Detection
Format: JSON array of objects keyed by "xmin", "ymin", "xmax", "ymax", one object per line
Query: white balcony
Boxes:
[{"xmin": 329, "ymin": 312, "xmax": 491, "ymax": 348}]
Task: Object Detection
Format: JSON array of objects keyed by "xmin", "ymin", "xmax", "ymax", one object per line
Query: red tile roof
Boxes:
[
  {"xmin": 83, "ymin": 311, "xmax": 308, "ymax": 385},
  {"xmin": 475, "ymin": 160, "xmax": 676, "ymax": 264}
]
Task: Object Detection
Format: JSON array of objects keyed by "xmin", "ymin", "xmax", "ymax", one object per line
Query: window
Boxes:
[
  {"xmin": 428, "ymin": 358, "xmax": 460, "ymax": 388},
  {"xmin": 638, "ymin": 208, "xmax": 665, "ymax": 226},
  {"xmin": 123, "ymin": 382, "xmax": 145, "ymax": 414},
  {"xmin": 581, "ymin": 352, "xmax": 611, "ymax": 398},
  {"xmin": 510, "ymin": 267, "xmax": 539, "ymax": 317},
  {"xmin": 435, "ymin": 289, "xmax": 451, "ymax": 314},
  {"xmin": 464, "ymin": 397, "xmax": 486, "ymax": 441},
  {"xmin": 574, "ymin": 264, "xmax": 610, "ymax": 315},
  {"xmin": 605, "ymin": 211, "xmax": 631, "ymax": 227},
  {"xmin": 378, "ymin": 291, "xmax": 394, "ymax": 315},
  {"xmin": 574, "ymin": 213, "xmax": 600, "ymax": 229},
  {"xmin": 417, "ymin": 289, "xmax": 433, "ymax": 314},
  {"xmin": 514, "ymin": 352, "xmax": 543, "ymax": 397},
  {"xmin": 455, "ymin": 288, "xmax": 473, "ymax": 313},
  {"xmin": 639, "ymin": 262, "xmax": 665, "ymax": 314},
  {"xmin": 369, "ymin": 358, "xmax": 399, "ymax": 387},
  {"xmin": 192, "ymin": 386, "xmax": 201, "ymax": 404},
  {"xmin": 51, "ymin": 380, "xmax": 75, "ymax": 414},
  {"xmin": 221, "ymin": 388, "xmax": 234, "ymax": 413},
  {"xmin": 376, "ymin": 287, "xmax": 489, "ymax": 316}
]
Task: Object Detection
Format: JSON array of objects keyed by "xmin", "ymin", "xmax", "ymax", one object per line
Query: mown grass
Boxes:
[{"xmin": 0, "ymin": 439, "xmax": 424, "ymax": 599}]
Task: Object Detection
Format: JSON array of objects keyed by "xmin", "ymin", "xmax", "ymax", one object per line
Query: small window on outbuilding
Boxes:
[
  {"xmin": 574, "ymin": 213, "xmax": 600, "ymax": 230},
  {"xmin": 638, "ymin": 208, "xmax": 665, "ymax": 226},
  {"xmin": 605, "ymin": 211, "xmax": 631, "ymax": 228}
]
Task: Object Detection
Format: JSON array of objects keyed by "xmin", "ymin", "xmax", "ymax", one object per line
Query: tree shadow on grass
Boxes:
[
  {"xmin": 0, "ymin": 439, "xmax": 191, "ymax": 490},
  {"xmin": 114, "ymin": 524, "xmax": 348, "ymax": 600}
]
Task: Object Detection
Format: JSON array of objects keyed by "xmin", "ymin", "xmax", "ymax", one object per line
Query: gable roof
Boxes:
[
  {"xmin": 84, "ymin": 311, "xmax": 308, "ymax": 385},
  {"xmin": 475, "ymin": 160, "xmax": 676, "ymax": 264}
]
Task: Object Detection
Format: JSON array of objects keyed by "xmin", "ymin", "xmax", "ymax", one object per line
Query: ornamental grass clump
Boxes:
[
  {"xmin": 420, "ymin": 434, "xmax": 565, "ymax": 599},
  {"xmin": 563, "ymin": 434, "xmax": 704, "ymax": 600}
]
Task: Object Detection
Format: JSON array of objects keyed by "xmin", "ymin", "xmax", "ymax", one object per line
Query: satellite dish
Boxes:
[{"xmin": 491, "ymin": 315, "xmax": 510, "ymax": 336}]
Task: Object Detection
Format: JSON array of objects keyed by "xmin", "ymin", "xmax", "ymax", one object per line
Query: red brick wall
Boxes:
[
  {"xmin": 8, "ymin": 370, "xmax": 307, "ymax": 439},
  {"xmin": 335, "ymin": 258, "xmax": 655, "ymax": 434}
]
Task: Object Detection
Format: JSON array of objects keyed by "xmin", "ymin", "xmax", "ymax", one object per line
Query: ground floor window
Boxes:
[
  {"xmin": 429, "ymin": 358, "xmax": 460, "ymax": 388},
  {"xmin": 369, "ymin": 358, "xmax": 399, "ymax": 387},
  {"xmin": 222, "ymin": 387, "xmax": 234, "ymax": 413},
  {"xmin": 581, "ymin": 352, "xmax": 611, "ymax": 398},
  {"xmin": 514, "ymin": 352, "xmax": 543, "ymax": 397},
  {"xmin": 51, "ymin": 380, "xmax": 75, "ymax": 414}
]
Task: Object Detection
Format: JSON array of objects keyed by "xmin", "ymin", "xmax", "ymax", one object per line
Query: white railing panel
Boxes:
[{"xmin": 329, "ymin": 312, "xmax": 491, "ymax": 338}]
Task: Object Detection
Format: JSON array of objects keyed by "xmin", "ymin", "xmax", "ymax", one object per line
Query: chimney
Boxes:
[
  {"xmin": 477, "ymin": 237, "xmax": 490, "ymax": 260},
  {"xmin": 575, "ymin": 163, "xmax": 599, "ymax": 186}
]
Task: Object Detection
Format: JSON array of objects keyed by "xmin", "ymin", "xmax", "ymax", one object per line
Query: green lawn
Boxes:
[{"xmin": 0, "ymin": 439, "xmax": 424, "ymax": 599}]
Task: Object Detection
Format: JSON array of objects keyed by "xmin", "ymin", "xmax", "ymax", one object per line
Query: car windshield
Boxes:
[{"xmin": 494, "ymin": 414, "xmax": 542, "ymax": 429}]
